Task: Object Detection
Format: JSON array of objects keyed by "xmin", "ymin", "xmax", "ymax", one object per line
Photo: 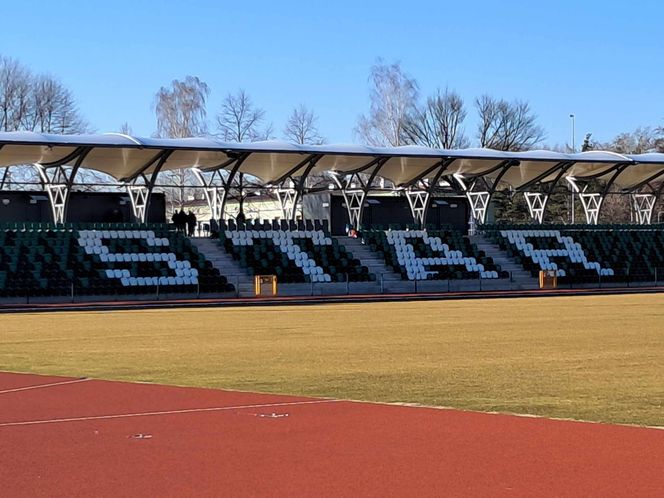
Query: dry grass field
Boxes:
[{"xmin": 1, "ymin": 294, "xmax": 663, "ymax": 426}]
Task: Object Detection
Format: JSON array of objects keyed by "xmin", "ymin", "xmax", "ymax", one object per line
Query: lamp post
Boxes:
[{"xmin": 569, "ymin": 114, "xmax": 576, "ymax": 224}]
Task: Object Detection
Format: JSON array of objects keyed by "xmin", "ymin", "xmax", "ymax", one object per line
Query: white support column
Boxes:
[
  {"xmin": 208, "ymin": 187, "xmax": 226, "ymax": 220},
  {"xmin": 344, "ymin": 190, "xmax": 366, "ymax": 228},
  {"xmin": 276, "ymin": 188, "xmax": 298, "ymax": 220},
  {"xmin": 34, "ymin": 164, "xmax": 72, "ymax": 224},
  {"xmin": 454, "ymin": 173, "xmax": 490, "ymax": 228},
  {"xmin": 466, "ymin": 191, "xmax": 490, "ymax": 225},
  {"xmin": 578, "ymin": 193, "xmax": 603, "ymax": 225},
  {"xmin": 632, "ymin": 193, "xmax": 657, "ymax": 225},
  {"xmin": 524, "ymin": 192, "xmax": 549, "ymax": 224},
  {"xmin": 192, "ymin": 168, "xmax": 227, "ymax": 220},
  {"xmin": 567, "ymin": 177, "xmax": 604, "ymax": 225},
  {"xmin": 405, "ymin": 189, "xmax": 430, "ymax": 226},
  {"xmin": 332, "ymin": 174, "xmax": 368, "ymax": 229},
  {"xmin": 126, "ymin": 184, "xmax": 150, "ymax": 223}
]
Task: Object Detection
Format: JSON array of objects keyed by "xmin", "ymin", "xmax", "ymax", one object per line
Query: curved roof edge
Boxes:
[{"xmin": 1, "ymin": 132, "xmax": 664, "ymax": 190}]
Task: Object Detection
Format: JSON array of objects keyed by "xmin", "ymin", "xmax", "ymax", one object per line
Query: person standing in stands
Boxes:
[
  {"xmin": 209, "ymin": 218, "xmax": 219, "ymax": 239},
  {"xmin": 173, "ymin": 208, "xmax": 185, "ymax": 233},
  {"xmin": 178, "ymin": 208, "xmax": 186, "ymax": 233},
  {"xmin": 187, "ymin": 211, "xmax": 197, "ymax": 237},
  {"xmin": 171, "ymin": 210, "xmax": 180, "ymax": 231}
]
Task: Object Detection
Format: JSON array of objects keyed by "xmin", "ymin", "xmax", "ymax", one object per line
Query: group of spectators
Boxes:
[{"xmin": 172, "ymin": 209, "xmax": 198, "ymax": 236}]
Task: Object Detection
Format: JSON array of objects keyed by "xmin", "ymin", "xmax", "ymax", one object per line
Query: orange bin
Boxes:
[
  {"xmin": 254, "ymin": 275, "xmax": 278, "ymax": 296},
  {"xmin": 539, "ymin": 270, "xmax": 558, "ymax": 289}
]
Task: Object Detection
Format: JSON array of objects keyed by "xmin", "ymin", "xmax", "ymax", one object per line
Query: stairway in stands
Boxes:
[
  {"xmin": 334, "ymin": 236, "xmax": 404, "ymax": 291},
  {"xmin": 190, "ymin": 238, "xmax": 255, "ymax": 297},
  {"xmin": 470, "ymin": 234, "xmax": 540, "ymax": 290}
]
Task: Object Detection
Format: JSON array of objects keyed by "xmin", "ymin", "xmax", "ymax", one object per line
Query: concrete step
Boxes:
[
  {"xmin": 471, "ymin": 234, "xmax": 540, "ymax": 288},
  {"xmin": 333, "ymin": 235, "xmax": 403, "ymax": 283},
  {"xmin": 190, "ymin": 238, "xmax": 254, "ymax": 296}
]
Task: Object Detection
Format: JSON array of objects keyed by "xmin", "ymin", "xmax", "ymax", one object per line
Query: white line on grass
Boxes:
[
  {"xmin": 0, "ymin": 378, "xmax": 90, "ymax": 395},
  {"xmin": 0, "ymin": 398, "xmax": 340, "ymax": 428}
]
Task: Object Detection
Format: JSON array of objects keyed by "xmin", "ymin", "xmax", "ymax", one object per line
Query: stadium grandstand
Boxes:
[{"xmin": 1, "ymin": 131, "xmax": 664, "ymax": 300}]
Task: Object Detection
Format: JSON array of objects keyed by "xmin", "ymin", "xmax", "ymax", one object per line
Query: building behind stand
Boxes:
[{"xmin": 0, "ymin": 191, "xmax": 166, "ymax": 223}]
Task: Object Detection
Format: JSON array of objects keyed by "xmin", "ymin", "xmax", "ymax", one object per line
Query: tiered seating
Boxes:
[
  {"xmin": 0, "ymin": 228, "xmax": 76, "ymax": 297},
  {"xmin": 484, "ymin": 225, "xmax": 664, "ymax": 284},
  {"xmin": 492, "ymin": 229, "xmax": 612, "ymax": 281},
  {"xmin": 362, "ymin": 229, "xmax": 506, "ymax": 281},
  {"xmin": 0, "ymin": 223, "xmax": 233, "ymax": 298},
  {"xmin": 570, "ymin": 230, "xmax": 664, "ymax": 282},
  {"xmin": 220, "ymin": 224, "xmax": 374, "ymax": 283}
]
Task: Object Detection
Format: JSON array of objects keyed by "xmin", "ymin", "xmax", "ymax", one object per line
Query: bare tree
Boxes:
[
  {"xmin": 402, "ymin": 88, "xmax": 469, "ymax": 149},
  {"xmin": 0, "ymin": 56, "xmax": 31, "ymax": 132},
  {"xmin": 476, "ymin": 95, "xmax": 545, "ymax": 151},
  {"xmin": 605, "ymin": 126, "xmax": 664, "ymax": 154},
  {"xmin": 216, "ymin": 89, "xmax": 271, "ymax": 142},
  {"xmin": 0, "ymin": 56, "xmax": 90, "ymax": 189},
  {"xmin": 155, "ymin": 76, "xmax": 209, "ymax": 139},
  {"xmin": 0, "ymin": 55, "xmax": 88, "ymax": 134},
  {"xmin": 29, "ymin": 75, "xmax": 89, "ymax": 134},
  {"xmin": 30, "ymin": 74, "xmax": 61, "ymax": 132},
  {"xmin": 154, "ymin": 76, "xmax": 210, "ymax": 212},
  {"xmin": 283, "ymin": 104, "xmax": 325, "ymax": 144},
  {"xmin": 355, "ymin": 59, "xmax": 419, "ymax": 146},
  {"xmin": 118, "ymin": 122, "xmax": 132, "ymax": 135}
]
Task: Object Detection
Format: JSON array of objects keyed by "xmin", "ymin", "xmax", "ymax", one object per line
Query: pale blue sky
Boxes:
[{"xmin": 1, "ymin": 0, "xmax": 662, "ymax": 147}]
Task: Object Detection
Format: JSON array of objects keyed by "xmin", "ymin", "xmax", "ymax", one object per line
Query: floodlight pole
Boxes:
[{"xmin": 570, "ymin": 114, "xmax": 576, "ymax": 224}]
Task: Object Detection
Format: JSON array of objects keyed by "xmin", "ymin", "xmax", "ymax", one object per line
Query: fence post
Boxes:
[
  {"xmin": 156, "ymin": 281, "xmax": 160, "ymax": 301},
  {"xmin": 380, "ymin": 273, "xmax": 384, "ymax": 294},
  {"xmin": 71, "ymin": 281, "xmax": 75, "ymax": 303}
]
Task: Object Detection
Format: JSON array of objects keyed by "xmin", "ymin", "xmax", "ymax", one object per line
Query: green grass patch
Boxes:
[{"xmin": 1, "ymin": 294, "xmax": 663, "ymax": 426}]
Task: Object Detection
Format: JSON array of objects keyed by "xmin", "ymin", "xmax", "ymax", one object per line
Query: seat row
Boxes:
[
  {"xmin": 78, "ymin": 229, "xmax": 159, "ymax": 239},
  {"xmin": 227, "ymin": 230, "xmax": 333, "ymax": 246},
  {"xmin": 97, "ymin": 252, "xmax": 179, "ymax": 263},
  {"xmin": 218, "ymin": 218, "xmax": 329, "ymax": 232},
  {"xmin": 79, "ymin": 237, "xmax": 171, "ymax": 248},
  {"xmin": 119, "ymin": 276, "xmax": 198, "ymax": 287}
]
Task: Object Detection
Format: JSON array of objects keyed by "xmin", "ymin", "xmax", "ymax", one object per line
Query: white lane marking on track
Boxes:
[
  {"xmin": 0, "ymin": 378, "xmax": 90, "ymax": 395},
  {"xmin": 0, "ymin": 398, "xmax": 341, "ymax": 428}
]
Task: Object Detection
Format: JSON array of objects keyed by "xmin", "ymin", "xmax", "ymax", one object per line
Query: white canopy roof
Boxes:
[{"xmin": 1, "ymin": 131, "xmax": 663, "ymax": 191}]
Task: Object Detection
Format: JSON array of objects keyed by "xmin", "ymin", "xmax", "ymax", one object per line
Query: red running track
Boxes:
[{"xmin": 0, "ymin": 372, "xmax": 662, "ymax": 497}]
